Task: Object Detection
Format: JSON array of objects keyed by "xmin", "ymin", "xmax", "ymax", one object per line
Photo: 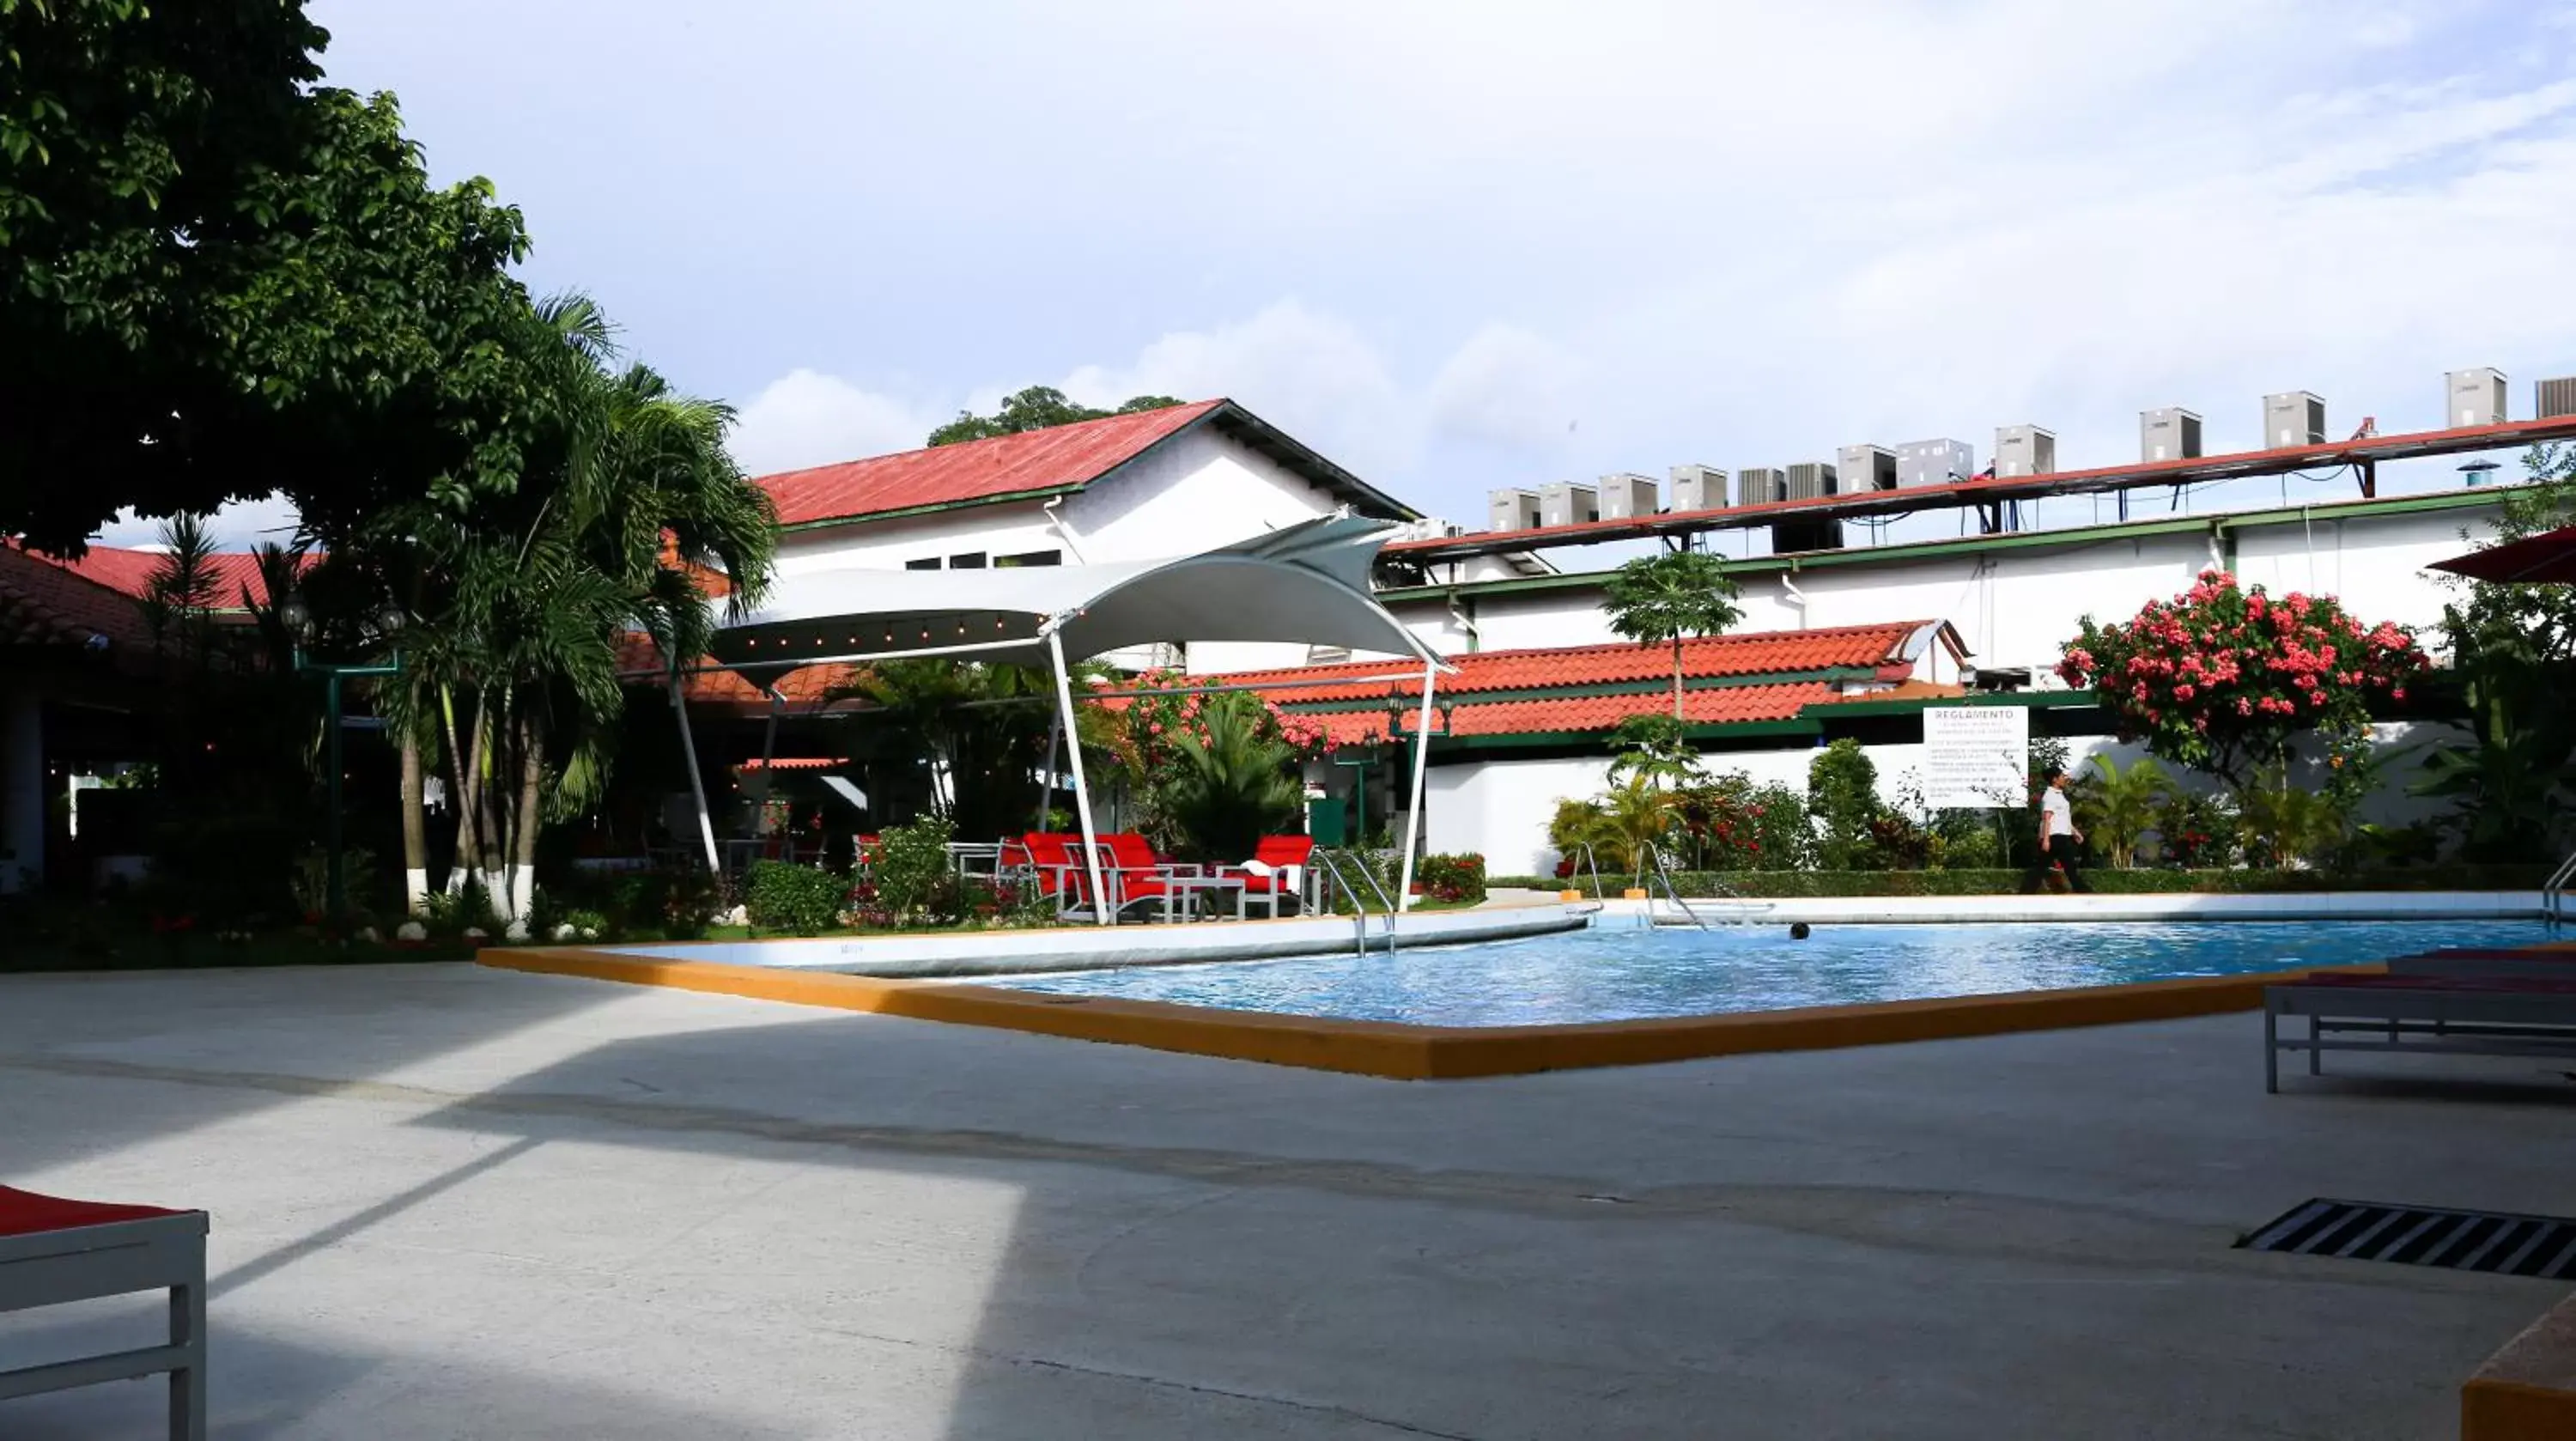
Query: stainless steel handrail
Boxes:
[
  {"xmin": 1643, "ymin": 842, "xmax": 1710, "ymax": 930},
  {"xmin": 1564, "ymin": 841, "xmax": 1607, "ymax": 900},
  {"xmin": 1310, "ymin": 848, "xmax": 1400, "ymax": 956},
  {"xmin": 2546, "ymin": 847, "xmax": 2576, "ymax": 927}
]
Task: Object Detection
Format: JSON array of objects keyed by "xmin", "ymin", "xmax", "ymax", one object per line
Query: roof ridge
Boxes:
[{"xmin": 747, "ymin": 398, "xmax": 1224, "ymax": 484}]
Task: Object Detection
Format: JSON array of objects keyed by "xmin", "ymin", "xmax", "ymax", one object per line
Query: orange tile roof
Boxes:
[
  {"xmin": 1224, "ymin": 621, "xmax": 1930, "ymax": 704},
  {"xmin": 1301, "ymin": 681, "xmax": 1840, "ymax": 743},
  {"xmin": 615, "ymin": 633, "xmax": 861, "ymax": 709},
  {"xmin": 753, "ymin": 400, "xmax": 1224, "ymax": 527}
]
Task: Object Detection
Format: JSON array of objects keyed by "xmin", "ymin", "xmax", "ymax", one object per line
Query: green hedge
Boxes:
[{"xmin": 1491, "ymin": 865, "xmax": 2553, "ymax": 897}]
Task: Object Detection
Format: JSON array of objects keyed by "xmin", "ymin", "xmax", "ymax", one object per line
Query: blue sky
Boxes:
[{"xmin": 117, "ymin": 1, "xmax": 2576, "ymax": 551}]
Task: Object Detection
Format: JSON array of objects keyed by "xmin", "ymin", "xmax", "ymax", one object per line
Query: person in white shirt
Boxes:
[{"xmin": 2022, "ymin": 764, "xmax": 2093, "ymax": 893}]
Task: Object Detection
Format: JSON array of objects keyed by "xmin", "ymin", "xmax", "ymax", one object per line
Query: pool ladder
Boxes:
[
  {"xmin": 1642, "ymin": 843, "xmax": 1711, "ymax": 931},
  {"xmin": 1309, "ymin": 848, "xmax": 1400, "ymax": 958}
]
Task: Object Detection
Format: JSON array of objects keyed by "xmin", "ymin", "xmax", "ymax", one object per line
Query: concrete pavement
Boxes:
[{"xmin": 2, "ymin": 961, "xmax": 2570, "ymax": 1438}]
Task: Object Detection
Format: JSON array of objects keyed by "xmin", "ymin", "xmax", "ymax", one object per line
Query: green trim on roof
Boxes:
[
  {"xmin": 1427, "ymin": 716, "xmax": 1825, "ymax": 753},
  {"xmin": 1801, "ymin": 690, "xmax": 2099, "ymax": 720},
  {"xmin": 1376, "ymin": 486, "xmax": 2512, "ymax": 604}
]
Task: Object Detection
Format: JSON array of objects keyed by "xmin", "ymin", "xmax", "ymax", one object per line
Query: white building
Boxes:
[{"xmin": 742, "ymin": 399, "xmax": 2519, "ymax": 873}]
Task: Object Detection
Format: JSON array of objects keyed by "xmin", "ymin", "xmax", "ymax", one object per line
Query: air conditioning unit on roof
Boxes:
[
  {"xmin": 1668, "ymin": 465, "xmax": 1727, "ymax": 512},
  {"xmin": 1595, "ymin": 473, "xmax": 1660, "ymax": 520}
]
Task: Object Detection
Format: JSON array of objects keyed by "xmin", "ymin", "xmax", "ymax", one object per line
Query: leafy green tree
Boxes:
[
  {"xmin": 1606, "ymin": 713, "xmax": 1701, "ymax": 789},
  {"xmin": 3, "ymin": 0, "xmax": 540, "ymax": 551},
  {"xmin": 1602, "ymin": 549, "xmax": 1743, "ymax": 719},
  {"xmin": 926, "ymin": 386, "xmax": 1187, "ymax": 447},
  {"xmin": 2421, "ymin": 443, "xmax": 2576, "ymax": 859},
  {"xmin": 2070, "ymin": 754, "xmax": 2177, "ymax": 867}
]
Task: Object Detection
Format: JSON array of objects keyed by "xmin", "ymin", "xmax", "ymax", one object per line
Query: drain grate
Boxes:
[{"xmin": 2239, "ymin": 1199, "xmax": 2576, "ymax": 1277}]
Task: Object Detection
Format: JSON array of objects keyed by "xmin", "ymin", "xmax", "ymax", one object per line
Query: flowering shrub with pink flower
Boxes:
[{"xmin": 2057, "ymin": 570, "xmax": 2426, "ymax": 788}]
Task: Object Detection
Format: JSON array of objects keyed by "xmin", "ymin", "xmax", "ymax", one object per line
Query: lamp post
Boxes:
[{"xmin": 281, "ymin": 593, "xmax": 405, "ymax": 927}]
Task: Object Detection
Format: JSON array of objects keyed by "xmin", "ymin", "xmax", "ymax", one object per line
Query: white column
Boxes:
[
  {"xmin": 1046, "ymin": 629, "xmax": 1113, "ymax": 926},
  {"xmin": 667, "ymin": 658, "xmax": 722, "ymax": 873},
  {"xmin": 2, "ymin": 687, "xmax": 41, "ymax": 894},
  {"xmin": 1395, "ymin": 660, "xmax": 1437, "ymax": 911}
]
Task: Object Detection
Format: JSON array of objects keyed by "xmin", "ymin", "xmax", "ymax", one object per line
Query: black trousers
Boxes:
[{"xmin": 2023, "ymin": 834, "xmax": 2093, "ymax": 892}]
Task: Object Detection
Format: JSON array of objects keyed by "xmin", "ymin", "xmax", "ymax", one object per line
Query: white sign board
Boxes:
[{"xmin": 1922, "ymin": 706, "xmax": 2031, "ymax": 809}]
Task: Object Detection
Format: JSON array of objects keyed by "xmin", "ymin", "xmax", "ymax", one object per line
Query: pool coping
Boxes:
[
  {"xmin": 476, "ymin": 944, "xmax": 2391, "ymax": 1081},
  {"xmin": 590, "ymin": 901, "xmax": 1594, "ymax": 977}
]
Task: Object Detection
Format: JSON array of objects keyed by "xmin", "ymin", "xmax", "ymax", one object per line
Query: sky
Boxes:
[{"xmin": 105, "ymin": 0, "xmax": 2576, "ymax": 554}]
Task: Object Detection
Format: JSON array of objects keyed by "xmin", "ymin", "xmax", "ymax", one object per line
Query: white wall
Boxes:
[
  {"xmin": 772, "ymin": 423, "xmax": 1369, "ymax": 673},
  {"xmin": 1397, "ymin": 501, "xmax": 2500, "ymax": 678}
]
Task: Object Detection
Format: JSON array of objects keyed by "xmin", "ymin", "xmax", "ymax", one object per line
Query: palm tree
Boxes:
[
  {"xmin": 341, "ymin": 295, "xmax": 775, "ymax": 921},
  {"xmin": 1602, "ymin": 550, "xmax": 1742, "ymax": 719},
  {"xmin": 2073, "ymin": 754, "xmax": 2178, "ymax": 867},
  {"xmin": 1600, "ymin": 773, "xmax": 1677, "ymax": 878},
  {"xmin": 1156, "ymin": 692, "xmax": 1304, "ymax": 861}
]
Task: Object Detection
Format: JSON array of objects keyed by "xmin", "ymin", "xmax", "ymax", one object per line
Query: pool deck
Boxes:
[{"xmin": 2, "ymin": 961, "xmax": 2570, "ymax": 1438}]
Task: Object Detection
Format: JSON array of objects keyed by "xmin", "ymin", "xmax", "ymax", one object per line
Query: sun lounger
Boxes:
[
  {"xmin": 2264, "ymin": 971, "xmax": 2576, "ymax": 1092},
  {"xmin": 0, "ymin": 1185, "xmax": 208, "ymax": 1439}
]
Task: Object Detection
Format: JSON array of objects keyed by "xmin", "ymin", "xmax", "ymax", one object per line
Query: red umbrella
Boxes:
[{"xmin": 2427, "ymin": 524, "xmax": 2576, "ymax": 584}]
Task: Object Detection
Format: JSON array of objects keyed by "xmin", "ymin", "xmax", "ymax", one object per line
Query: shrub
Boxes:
[
  {"xmin": 745, "ymin": 860, "xmax": 848, "ymax": 934},
  {"xmin": 1414, "ymin": 853, "xmax": 1486, "ymax": 903},
  {"xmin": 872, "ymin": 813, "xmax": 957, "ymax": 921},
  {"xmin": 1807, "ymin": 740, "xmax": 1882, "ymax": 870}
]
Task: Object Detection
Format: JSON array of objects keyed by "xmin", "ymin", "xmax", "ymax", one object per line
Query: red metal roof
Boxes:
[
  {"xmin": 754, "ymin": 400, "xmax": 1224, "ymax": 527},
  {"xmin": 0, "ymin": 544, "xmax": 158, "ymax": 655},
  {"xmin": 22, "ymin": 545, "xmax": 285, "ymax": 610}
]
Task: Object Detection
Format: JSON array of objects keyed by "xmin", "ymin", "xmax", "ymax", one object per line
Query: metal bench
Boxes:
[
  {"xmin": 0, "ymin": 1186, "xmax": 208, "ymax": 1439},
  {"xmin": 2264, "ymin": 972, "xmax": 2576, "ymax": 1093}
]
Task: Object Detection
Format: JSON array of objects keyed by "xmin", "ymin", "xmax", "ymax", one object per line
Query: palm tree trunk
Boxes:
[
  {"xmin": 1669, "ymin": 637, "xmax": 1684, "ymax": 720},
  {"xmin": 440, "ymin": 687, "xmax": 478, "ymax": 891},
  {"xmin": 399, "ymin": 727, "xmax": 428, "ymax": 915},
  {"xmin": 510, "ymin": 708, "xmax": 544, "ymax": 926}
]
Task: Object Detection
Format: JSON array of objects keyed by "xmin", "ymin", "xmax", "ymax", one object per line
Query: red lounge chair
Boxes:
[
  {"xmin": 1222, "ymin": 836, "xmax": 1314, "ymax": 920},
  {"xmin": 1018, "ymin": 833, "xmax": 1109, "ymax": 915},
  {"xmin": 2264, "ymin": 970, "xmax": 2576, "ymax": 1092},
  {"xmin": 0, "ymin": 1185, "xmax": 208, "ymax": 1439}
]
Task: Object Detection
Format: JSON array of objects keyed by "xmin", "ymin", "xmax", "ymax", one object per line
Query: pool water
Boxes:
[{"xmin": 994, "ymin": 919, "xmax": 2554, "ymax": 1028}]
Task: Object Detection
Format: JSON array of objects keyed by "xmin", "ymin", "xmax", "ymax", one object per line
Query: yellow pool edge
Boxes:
[{"xmin": 476, "ymin": 945, "xmax": 2388, "ymax": 1081}]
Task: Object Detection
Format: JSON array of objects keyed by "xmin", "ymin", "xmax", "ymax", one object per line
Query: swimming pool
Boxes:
[{"xmin": 994, "ymin": 918, "xmax": 2555, "ymax": 1027}]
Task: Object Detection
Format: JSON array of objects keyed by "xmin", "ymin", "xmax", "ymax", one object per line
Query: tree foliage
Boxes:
[
  {"xmin": 926, "ymin": 386, "xmax": 1187, "ymax": 447},
  {"xmin": 2420, "ymin": 443, "xmax": 2576, "ymax": 858},
  {"xmin": 2057, "ymin": 570, "xmax": 2425, "ymax": 790},
  {"xmin": 3, "ymin": 0, "xmax": 540, "ymax": 550},
  {"xmin": 2070, "ymin": 754, "xmax": 2176, "ymax": 868},
  {"xmin": 1602, "ymin": 550, "xmax": 1742, "ymax": 718}
]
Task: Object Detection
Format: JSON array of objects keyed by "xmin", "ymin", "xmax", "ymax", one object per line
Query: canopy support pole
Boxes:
[
  {"xmin": 667, "ymin": 653, "xmax": 721, "ymax": 873},
  {"xmin": 1395, "ymin": 659, "xmax": 1437, "ymax": 912},
  {"xmin": 1034, "ymin": 708, "xmax": 1062, "ymax": 835},
  {"xmin": 1046, "ymin": 629, "xmax": 1113, "ymax": 927}
]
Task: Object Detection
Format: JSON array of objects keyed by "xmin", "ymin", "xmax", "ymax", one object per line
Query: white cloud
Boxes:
[
  {"xmin": 1425, "ymin": 324, "xmax": 1587, "ymax": 453},
  {"xmin": 1059, "ymin": 301, "xmax": 1417, "ymax": 477},
  {"xmin": 92, "ymin": 495, "xmax": 301, "ymax": 552},
  {"xmin": 729, "ymin": 368, "xmax": 939, "ymax": 476}
]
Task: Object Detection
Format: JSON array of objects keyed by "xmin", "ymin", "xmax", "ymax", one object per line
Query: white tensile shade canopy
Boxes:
[{"xmin": 679, "ymin": 514, "xmax": 1448, "ymax": 922}]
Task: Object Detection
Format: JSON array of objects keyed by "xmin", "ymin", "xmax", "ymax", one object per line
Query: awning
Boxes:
[
  {"xmin": 2427, "ymin": 525, "xmax": 2576, "ymax": 585},
  {"xmin": 709, "ymin": 513, "xmax": 1441, "ymax": 672}
]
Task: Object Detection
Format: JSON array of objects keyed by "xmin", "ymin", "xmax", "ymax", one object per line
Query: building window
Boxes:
[
  {"xmin": 948, "ymin": 552, "xmax": 988, "ymax": 569},
  {"xmin": 995, "ymin": 550, "xmax": 1061, "ymax": 568},
  {"xmin": 904, "ymin": 557, "xmax": 940, "ymax": 571}
]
